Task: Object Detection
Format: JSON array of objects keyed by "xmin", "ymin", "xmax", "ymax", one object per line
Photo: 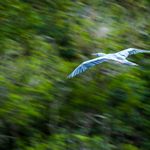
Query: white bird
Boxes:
[{"xmin": 68, "ymin": 48, "xmax": 150, "ymax": 78}]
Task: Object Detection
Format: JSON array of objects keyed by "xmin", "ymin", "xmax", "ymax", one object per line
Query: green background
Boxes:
[{"xmin": 0, "ymin": 0, "xmax": 150, "ymax": 150}]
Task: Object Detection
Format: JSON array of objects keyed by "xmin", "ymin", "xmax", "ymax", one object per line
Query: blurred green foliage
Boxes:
[{"xmin": 0, "ymin": 0, "xmax": 150, "ymax": 150}]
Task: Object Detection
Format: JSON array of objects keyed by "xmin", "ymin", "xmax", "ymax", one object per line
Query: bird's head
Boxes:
[{"xmin": 92, "ymin": 53, "xmax": 106, "ymax": 57}]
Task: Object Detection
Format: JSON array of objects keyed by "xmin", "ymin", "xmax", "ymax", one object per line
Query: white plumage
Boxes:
[{"xmin": 68, "ymin": 48, "xmax": 150, "ymax": 78}]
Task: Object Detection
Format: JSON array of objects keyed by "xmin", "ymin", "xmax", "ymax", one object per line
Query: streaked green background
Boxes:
[{"xmin": 0, "ymin": 0, "xmax": 150, "ymax": 150}]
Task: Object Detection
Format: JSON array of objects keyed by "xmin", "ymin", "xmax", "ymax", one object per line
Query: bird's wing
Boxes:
[
  {"xmin": 68, "ymin": 56, "xmax": 116, "ymax": 78},
  {"xmin": 117, "ymin": 48, "xmax": 150, "ymax": 58}
]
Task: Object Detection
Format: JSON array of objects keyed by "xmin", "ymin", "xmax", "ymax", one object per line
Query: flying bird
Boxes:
[{"xmin": 68, "ymin": 48, "xmax": 150, "ymax": 78}]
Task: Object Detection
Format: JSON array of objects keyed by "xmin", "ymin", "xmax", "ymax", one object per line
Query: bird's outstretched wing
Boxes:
[
  {"xmin": 117, "ymin": 48, "xmax": 150, "ymax": 58},
  {"xmin": 68, "ymin": 57, "xmax": 108, "ymax": 78},
  {"xmin": 67, "ymin": 56, "xmax": 118, "ymax": 78}
]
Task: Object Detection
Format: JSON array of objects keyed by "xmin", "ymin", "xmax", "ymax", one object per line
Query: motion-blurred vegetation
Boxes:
[{"xmin": 0, "ymin": 0, "xmax": 150, "ymax": 150}]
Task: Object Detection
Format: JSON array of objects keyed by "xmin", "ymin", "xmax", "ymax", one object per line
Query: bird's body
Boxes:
[{"xmin": 68, "ymin": 48, "xmax": 150, "ymax": 78}]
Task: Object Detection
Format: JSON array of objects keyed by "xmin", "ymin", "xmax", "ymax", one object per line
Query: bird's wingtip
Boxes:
[
  {"xmin": 67, "ymin": 74, "xmax": 73, "ymax": 79},
  {"xmin": 67, "ymin": 75, "xmax": 71, "ymax": 79}
]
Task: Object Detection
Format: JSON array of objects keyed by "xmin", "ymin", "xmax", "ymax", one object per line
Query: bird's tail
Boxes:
[{"xmin": 123, "ymin": 60, "xmax": 138, "ymax": 66}]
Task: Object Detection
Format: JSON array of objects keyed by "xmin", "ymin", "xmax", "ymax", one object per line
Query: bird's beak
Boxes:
[{"xmin": 91, "ymin": 53, "xmax": 97, "ymax": 56}]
